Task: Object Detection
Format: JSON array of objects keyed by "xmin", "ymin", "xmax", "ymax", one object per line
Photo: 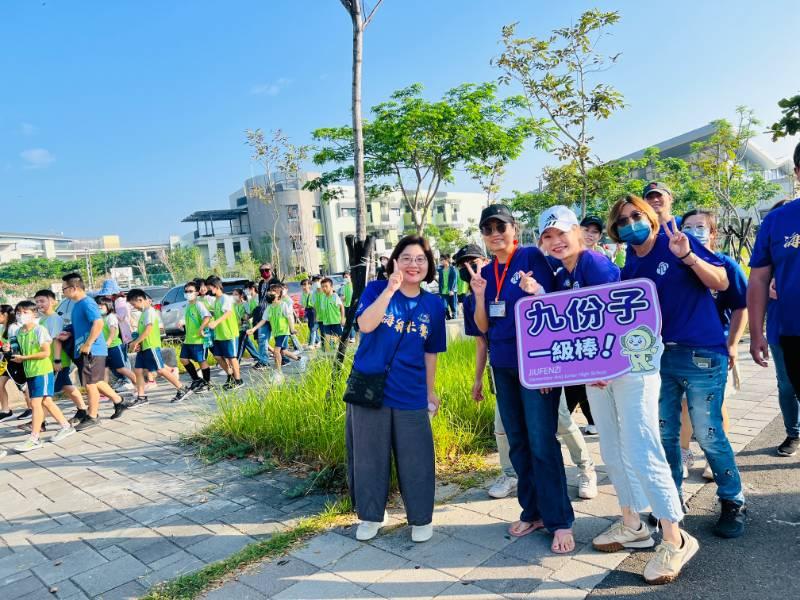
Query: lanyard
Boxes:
[{"xmin": 493, "ymin": 242, "xmax": 518, "ymax": 302}]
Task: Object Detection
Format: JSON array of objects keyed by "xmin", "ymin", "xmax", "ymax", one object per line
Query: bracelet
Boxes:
[
  {"xmin": 54, "ymin": 359, "xmax": 62, "ymax": 364},
  {"xmin": 678, "ymin": 250, "xmax": 692, "ymax": 260}
]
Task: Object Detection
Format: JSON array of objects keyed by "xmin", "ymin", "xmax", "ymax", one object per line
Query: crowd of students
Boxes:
[{"xmin": 345, "ymin": 140, "xmax": 800, "ymax": 586}]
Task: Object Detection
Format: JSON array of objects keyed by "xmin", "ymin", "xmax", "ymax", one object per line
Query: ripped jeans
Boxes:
[{"xmin": 658, "ymin": 344, "xmax": 744, "ymax": 505}]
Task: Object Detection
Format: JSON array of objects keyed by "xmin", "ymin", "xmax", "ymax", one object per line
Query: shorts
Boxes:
[
  {"xmin": 134, "ymin": 347, "xmax": 165, "ymax": 372},
  {"xmin": 320, "ymin": 324, "xmax": 343, "ymax": 338},
  {"xmin": 274, "ymin": 335, "xmax": 290, "ymax": 349},
  {"xmin": 180, "ymin": 343, "xmax": 208, "ymax": 364},
  {"xmin": 54, "ymin": 368, "xmax": 74, "ymax": 393},
  {"xmin": 212, "ymin": 338, "xmax": 239, "ymax": 359},
  {"xmin": 27, "ymin": 373, "xmax": 55, "ymax": 398},
  {"xmin": 107, "ymin": 345, "xmax": 130, "ymax": 371},
  {"xmin": 75, "ymin": 354, "xmax": 107, "ymax": 386}
]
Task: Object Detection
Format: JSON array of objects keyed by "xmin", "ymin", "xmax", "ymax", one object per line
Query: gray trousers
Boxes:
[{"xmin": 345, "ymin": 403, "xmax": 435, "ymax": 526}]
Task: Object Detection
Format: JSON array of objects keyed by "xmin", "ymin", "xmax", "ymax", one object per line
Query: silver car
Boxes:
[{"xmin": 161, "ymin": 278, "xmax": 252, "ymax": 335}]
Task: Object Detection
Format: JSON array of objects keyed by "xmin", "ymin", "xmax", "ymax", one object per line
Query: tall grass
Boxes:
[{"xmin": 191, "ymin": 337, "xmax": 496, "ymax": 473}]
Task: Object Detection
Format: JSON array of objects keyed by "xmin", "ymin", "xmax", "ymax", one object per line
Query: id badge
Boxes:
[{"xmin": 489, "ymin": 301, "xmax": 506, "ymax": 318}]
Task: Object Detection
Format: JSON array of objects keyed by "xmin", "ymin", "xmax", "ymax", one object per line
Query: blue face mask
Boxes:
[
  {"xmin": 683, "ymin": 227, "xmax": 710, "ymax": 245},
  {"xmin": 618, "ymin": 220, "xmax": 651, "ymax": 245}
]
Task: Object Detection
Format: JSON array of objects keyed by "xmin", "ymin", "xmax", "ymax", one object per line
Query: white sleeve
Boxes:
[
  {"xmin": 143, "ymin": 308, "xmax": 156, "ymax": 326},
  {"xmin": 222, "ymin": 295, "xmax": 235, "ymax": 312},
  {"xmin": 197, "ymin": 302, "xmax": 211, "ymax": 318},
  {"xmin": 36, "ymin": 326, "xmax": 52, "ymax": 345},
  {"xmin": 281, "ymin": 303, "xmax": 293, "ymax": 318},
  {"xmin": 106, "ymin": 314, "xmax": 119, "ymax": 329}
]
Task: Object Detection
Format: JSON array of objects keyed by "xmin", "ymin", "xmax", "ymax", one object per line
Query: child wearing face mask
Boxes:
[
  {"xmin": 96, "ymin": 297, "xmax": 138, "ymax": 392},
  {"xmin": 179, "ymin": 281, "xmax": 213, "ymax": 393}
]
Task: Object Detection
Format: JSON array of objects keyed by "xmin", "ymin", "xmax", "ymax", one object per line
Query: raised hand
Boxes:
[
  {"xmin": 518, "ymin": 270, "xmax": 542, "ymax": 295},
  {"xmin": 464, "ymin": 262, "xmax": 487, "ymax": 297},
  {"xmin": 663, "ymin": 217, "xmax": 691, "ymax": 258},
  {"xmin": 387, "ymin": 259, "xmax": 403, "ymax": 293}
]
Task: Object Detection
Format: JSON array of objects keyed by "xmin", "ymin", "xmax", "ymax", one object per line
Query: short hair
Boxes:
[
  {"xmin": 440, "ymin": 254, "xmax": 450, "ymax": 261},
  {"xmin": 233, "ymin": 288, "xmax": 245, "ymax": 297},
  {"xmin": 794, "ymin": 140, "xmax": 800, "ymax": 169},
  {"xmin": 607, "ymin": 195, "xmax": 660, "ymax": 244},
  {"xmin": 205, "ymin": 276, "xmax": 223, "ymax": 289},
  {"xmin": 126, "ymin": 288, "xmax": 148, "ymax": 302},
  {"xmin": 265, "ymin": 292, "xmax": 276, "ymax": 304},
  {"xmin": 386, "ymin": 235, "xmax": 436, "ymax": 283},
  {"xmin": 194, "ymin": 278, "xmax": 206, "ymax": 289},
  {"xmin": 300, "ymin": 278, "xmax": 310, "ymax": 285},
  {"xmin": 34, "ymin": 289, "xmax": 56, "ymax": 300},
  {"xmin": 681, "ymin": 208, "xmax": 718, "ymax": 249},
  {"xmin": 245, "ymin": 281, "xmax": 257, "ymax": 289},
  {"xmin": 95, "ymin": 297, "xmax": 114, "ymax": 314},
  {"xmin": 184, "ymin": 281, "xmax": 197, "ymax": 292},
  {"xmin": 269, "ymin": 283, "xmax": 283, "ymax": 291},
  {"xmin": 15, "ymin": 300, "xmax": 36, "ymax": 313},
  {"xmin": 311, "ymin": 275, "xmax": 321, "ymax": 282},
  {"xmin": 61, "ymin": 272, "xmax": 85, "ymax": 290},
  {"xmin": 320, "ymin": 277, "xmax": 333, "ymax": 286}
]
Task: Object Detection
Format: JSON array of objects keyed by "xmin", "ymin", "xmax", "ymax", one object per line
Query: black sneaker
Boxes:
[
  {"xmin": 110, "ymin": 402, "xmax": 127, "ymax": 420},
  {"xmin": 0, "ymin": 410, "xmax": 14, "ymax": 422},
  {"xmin": 75, "ymin": 416, "xmax": 100, "ymax": 431},
  {"xmin": 188, "ymin": 378, "xmax": 204, "ymax": 391},
  {"xmin": 68, "ymin": 409, "xmax": 87, "ymax": 425},
  {"xmin": 252, "ymin": 362, "xmax": 269, "ymax": 371},
  {"xmin": 777, "ymin": 436, "xmax": 800, "ymax": 457},
  {"xmin": 713, "ymin": 500, "xmax": 746, "ymax": 538},
  {"xmin": 16, "ymin": 409, "xmax": 32, "ymax": 421},
  {"xmin": 171, "ymin": 386, "xmax": 192, "ymax": 403},
  {"xmin": 126, "ymin": 396, "xmax": 149, "ymax": 409}
]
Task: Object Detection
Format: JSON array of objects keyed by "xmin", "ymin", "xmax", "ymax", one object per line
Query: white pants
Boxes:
[{"xmin": 586, "ymin": 372, "xmax": 683, "ymax": 522}]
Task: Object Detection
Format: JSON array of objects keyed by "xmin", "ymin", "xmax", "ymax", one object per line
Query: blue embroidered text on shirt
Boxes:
[{"xmin": 511, "ymin": 272, "xmax": 521, "ymax": 284}]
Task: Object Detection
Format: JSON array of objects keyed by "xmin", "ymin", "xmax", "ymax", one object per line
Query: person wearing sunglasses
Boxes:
[
  {"xmin": 464, "ymin": 204, "xmax": 575, "ymax": 554},
  {"xmin": 609, "ymin": 195, "xmax": 746, "ymax": 542}
]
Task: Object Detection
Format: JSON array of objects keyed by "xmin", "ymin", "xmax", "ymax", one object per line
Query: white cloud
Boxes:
[
  {"xmin": 20, "ymin": 148, "xmax": 55, "ymax": 169},
  {"xmin": 250, "ymin": 78, "xmax": 292, "ymax": 97},
  {"xmin": 20, "ymin": 122, "xmax": 37, "ymax": 136}
]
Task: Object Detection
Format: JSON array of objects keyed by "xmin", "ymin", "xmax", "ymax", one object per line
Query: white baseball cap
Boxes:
[{"xmin": 539, "ymin": 205, "xmax": 579, "ymax": 233}]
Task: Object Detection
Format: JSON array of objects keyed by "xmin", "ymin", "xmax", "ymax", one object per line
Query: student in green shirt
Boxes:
[
  {"xmin": 301, "ymin": 278, "xmax": 320, "ymax": 348},
  {"xmin": 233, "ymin": 287, "xmax": 268, "ymax": 369},
  {"xmin": 127, "ymin": 289, "xmax": 190, "ymax": 405},
  {"xmin": 249, "ymin": 291, "xmax": 306, "ymax": 383},
  {"xmin": 315, "ymin": 277, "xmax": 345, "ymax": 350},
  {"xmin": 205, "ymin": 276, "xmax": 244, "ymax": 390},
  {"xmin": 11, "ymin": 301, "xmax": 75, "ymax": 452},
  {"xmin": 96, "ymin": 297, "xmax": 138, "ymax": 390},
  {"xmin": 179, "ymin": 281, "xmax": 213, "ymax": 392}
]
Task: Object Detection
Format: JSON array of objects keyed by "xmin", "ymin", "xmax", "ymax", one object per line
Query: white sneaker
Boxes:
[
  {"xmin": 643, "ymin": 530, "xmax": 699, "ymax": 585},
  {"xmin": 14, "ymin": 437, "xmax": 44, "ymax": 453},
  {"xmin": 488, "ymin": 475, "xmax": 518, "ymax": 499},
  {"xmin": 577, "ymin": 468, "xmax": 598, "ymax": 499},
  {"xmin": 681, "ymin": 448, "xmax": 694, "ymax": 480},
  {"xmin": 52, "ymin": 425, "xmax": 76, "ymax": 443},
  {"xmin": 593, "ymin": 520, "xmax": 655, "ymax": 552},
  {"xmin": 356, "ymin": 511, "xmax": 389, "ymax": 541},
  {"xmin": 118, "ymin": 381, "xmax": 135, "ymax": 392},
  {"xmin": 702, "ymin": 464, "xmax": 713, "ymax": 480},
  {"xmin": 583, "ymin": 424, "xmax": 598, "ymax": 436},
  {"xmin": 411, "ymin": 523, "xmax": 433, "ymax": 543}
]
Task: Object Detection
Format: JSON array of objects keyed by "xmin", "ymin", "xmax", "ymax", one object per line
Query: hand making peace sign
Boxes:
[
  {"xmin": 663, "ymin": 217, "xmax": 691, "ymax": 259},
  {"xmin": 387, "ymin": 259, "xmax": 404, "ymax": 294},
  {"xmin": 464, "ymin": 261, "xmax": 487, "ymax": 297}
]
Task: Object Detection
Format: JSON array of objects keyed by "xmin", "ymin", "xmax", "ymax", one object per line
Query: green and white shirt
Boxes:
[
  {"xmin": 315, "ymin": 292, "xmax": 343, "ymax": 326},
  {"xmin": 267, "ymin": 302, "xmax": 293, "ymax": 338},
  {"xmin": 17, "ymin": 325, "xmax": 53, "ymax": 378},
  {"xmin": 137, "ymin": 307, "xmax": 161, "ymax": 350},
  {"xmin": 183, "ymin": 301, "xmax": 211, "ymax": 345},
  {"xmin": 211, "ymin": 294, "xmax": 238, "ymax": 341},
  {"xmin": 103, "ymin": 313, "xmax": 122, "ymax": 349},
  {"xmin": 39, "ymin": 313, "xmax": 72, "ymax": 367}
]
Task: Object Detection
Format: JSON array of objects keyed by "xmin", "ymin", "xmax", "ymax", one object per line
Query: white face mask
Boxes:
[
  {"xmin": 184, "ymin": 292, "xmax": 197, "ymax": 301},
  {"xmin": 17, "ymin": 313, "xmax": 35, "ymax": 326}
]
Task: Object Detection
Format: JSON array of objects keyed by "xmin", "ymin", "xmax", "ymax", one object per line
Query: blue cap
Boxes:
[{"xmin": 98, "ymin": 279, "xmax": 121, "ymax": 296}]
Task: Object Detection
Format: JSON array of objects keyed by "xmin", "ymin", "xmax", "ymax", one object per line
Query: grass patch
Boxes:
[{"xmin": 141, "ymin": 496, "xmax": 354, "ymax": 600}]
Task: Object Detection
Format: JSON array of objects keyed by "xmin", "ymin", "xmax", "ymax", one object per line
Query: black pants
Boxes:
[
  {"xmin": 563, "ymin": 384, "xmax": 594, "ymax": 426},
  {"xmin": 780, "ymin": 336, "xmax": 800, "ymax": 399}
]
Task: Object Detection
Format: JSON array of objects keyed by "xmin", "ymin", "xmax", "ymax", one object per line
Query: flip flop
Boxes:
[
  {"xmin": 508, "ymin": 520, "xmax": 544, "ymax": 538},
  {"xmin": 551, "ymin": 528, "xmax": 575, "ymax": 554}
]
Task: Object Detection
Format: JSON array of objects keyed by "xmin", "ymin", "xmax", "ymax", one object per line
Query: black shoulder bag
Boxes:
[{"xmin": 343, "ymin": 293, "xmax": 424, "ymax": 409}]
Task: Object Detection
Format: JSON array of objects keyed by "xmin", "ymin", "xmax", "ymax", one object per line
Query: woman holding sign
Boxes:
[
  {"xmin": 539, "ymin": 205, "xmax": 693, "ymax": 585},
  {"xmin": 611, "ymin": 195, "xmax": 746, "ymax": 542},
  {"xmin": 466, "ymin": 204, "xmax": 576, "ymax": 554}
]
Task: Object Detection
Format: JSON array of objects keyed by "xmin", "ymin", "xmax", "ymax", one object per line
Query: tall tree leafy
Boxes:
[
  {"xmin": 768, "ymin": 93, "xmax": 800, "ymax": 140},
  {"xmin": 494, "ymin": 9, "xmax": 625, "ymax": 218}
]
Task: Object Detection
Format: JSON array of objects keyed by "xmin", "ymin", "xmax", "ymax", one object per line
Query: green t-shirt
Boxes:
[
  {"xmin": 211, "ymin": 294, "xmax": 239, "ymax": 341},
  {"xmin": 457, "ymin": 276, "xmax": 470, "ymax": 295},
  {"xmin": 18, "ymin": 325, "xmax": 53, "ymax": 378},
  {"xmin": 39, "ymin": 313, "xmax": 71, "ymax": 367},
  {"xmin": 137, "ymin": 307, "xmax": 162, "ymax": 350},
  {"xmin": 184, "ymin": 301, "xmax": 211, "ymax": 345},
  {"xmin": 234, "ymin": 302, "xmax": 248, "ymax": 327},
  {"xmin": 301, "ymin": 290, "xmax": 315, "ymax": 310},
  {"xmin": 315, "ymin": 292, "xmax": 343, "ymax": 325},
  {"xmin": 267, "ymin": 302, "xmax": 292, "ymax": 337},
  {"xmin": 442, "ymin": 268, "xmax": 450, "ymax": 291},
  {"xmin": 103, "ymin": 314, "xmax": 122, "ymax": 348},
  {"xmin": 342, "ymin": 281, "xmax": 353, "ymax": 307}
]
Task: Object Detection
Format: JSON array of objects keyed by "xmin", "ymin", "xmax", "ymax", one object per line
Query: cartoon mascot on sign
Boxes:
[{"xmin": 620, "ymin": 326, "xmax": 659, "ymax": 373}]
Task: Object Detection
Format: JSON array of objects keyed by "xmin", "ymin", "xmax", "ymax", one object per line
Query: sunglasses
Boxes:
[
  {"xmin": 480, "ymin": 222, "xmax": 508, "ymax": 236},
  {"xmin": 614, "ymin": 211, "xmax": 645, "ymax": 228}
]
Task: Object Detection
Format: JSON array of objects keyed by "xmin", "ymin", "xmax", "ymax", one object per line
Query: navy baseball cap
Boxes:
[
  {"xmin": 453, "ymin": 244, "xmax": 486, "ymax": 264},
  {"xmin": 479, "ymin": 204, "xmax": 515, "ymax": 227},
  {"xmin": 580, "ymin": 215, "xmax": 604, "ymax": 231}
]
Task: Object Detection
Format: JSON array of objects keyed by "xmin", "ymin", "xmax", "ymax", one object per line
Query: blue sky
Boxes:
[{"xmin": 2, "ymin": 0, "xmax": 798, "ymax": 243}]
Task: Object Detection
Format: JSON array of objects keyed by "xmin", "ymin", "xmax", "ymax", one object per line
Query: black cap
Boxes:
[
  {"xmin": 453, "ymin": 244, "xmax": 486, "ymax": 264},
  {"xmin": 580, "ymin": 215, "xmax": 604, "ymax": 231},
  {"xmin": 643, "ymin": 181, "xmax": 672, "ymax": 198},
  {"xmin": 479, "ymin": 204, "xmax": 515, "ymax": 227}
]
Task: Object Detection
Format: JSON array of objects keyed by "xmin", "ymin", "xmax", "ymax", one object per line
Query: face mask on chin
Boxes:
[{"xmin": 618, "ymin": 220, "xmax": 651, "ymax": 246}]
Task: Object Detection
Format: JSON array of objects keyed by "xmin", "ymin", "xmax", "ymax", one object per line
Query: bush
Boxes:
[{"xmin": 192, "ymin": 337, "xmax": 496, "ymax": 474}]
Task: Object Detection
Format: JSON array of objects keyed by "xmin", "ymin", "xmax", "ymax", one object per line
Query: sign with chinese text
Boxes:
[{"xmin": 514, "ymin": 279, "xmax": 662, "ymax": 389}]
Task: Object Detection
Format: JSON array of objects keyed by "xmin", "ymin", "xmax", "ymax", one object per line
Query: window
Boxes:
[
  {"xmin": 236, "ymin": 196, "xmax": 247, "ymax": 207},
  {"xmin": 316, "ymin": 236, "xmax": 326, "ymax": 249},
  {"xmin": 437, "ymin": 205, "xmax": 445, "ymax": 215},
  {"xmin": 312, "ymin": 206, "xmax": 320, "ymax": 219},
  {"xmin": 287, "ymin": 205, "xmax": 299, "ymax": 220},
  {"xmin": 390, "ymin": 208, "xmax": 401, "ymax": 219},
  {"xmin": 233, "ymin": 241, "xmax": 242, "ymax": 256},
  {"xmin": 161, "ymin": 286, "xmax": 183, "ymax": 306},
  {"xmin": 340, "ymin": 206, "xmax": 356, "ymax": 218}
]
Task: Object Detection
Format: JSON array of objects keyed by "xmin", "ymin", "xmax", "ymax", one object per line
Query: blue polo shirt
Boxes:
[
  {"xmin": 622, "ymin": 233, "xmax": 727, "ymax": 355},
  {"xmin": 462, "ymin": 294, "xmax": 482, "ymax": 337},
  {"xmin": 71, "ymin": 296, "xmax": 108, "ymax": 358},
  {"xmin": 750, "ymin": 199, "xmax": 800, "ymax": 337},
  {"xmin": 713, "ymin": 252, "xmax": 747, "ymax": 338},
  {"xmin": 479, "ymin": 245, "xmax": 555, "ymax": 369},
  {"xmin": 552, "ymin": 250, "xmax": 621, "ymax": 290},
  {"xmin": 353, "ymin": 281, "xmax": 446, "ymax": 410}
]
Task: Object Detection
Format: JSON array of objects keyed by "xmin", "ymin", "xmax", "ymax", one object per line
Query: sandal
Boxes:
[
  {"xmin": 508, "ymin": 520, "xmax": 544, "ymax": 538},
  {"xmin": 551, "ymin": 528, "xmax": 575, "ymax": 554}
]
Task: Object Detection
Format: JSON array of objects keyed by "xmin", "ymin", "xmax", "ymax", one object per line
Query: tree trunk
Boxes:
[{"xmin": 350, "ymin": 4, "xmax": 367, "ymax": 243}]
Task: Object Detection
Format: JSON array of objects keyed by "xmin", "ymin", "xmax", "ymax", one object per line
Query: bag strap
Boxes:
[{"xmin": 385, "ymin": 290, "xmax": 425, "ymax": 373}]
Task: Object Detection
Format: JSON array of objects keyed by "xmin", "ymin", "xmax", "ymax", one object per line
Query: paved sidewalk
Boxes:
[
  {"xmin": 205, "ymin": 350, "xmax": 783, "ymax": 599},
  {"xmin": 0, "ymin": 365, "xmax": 330, "ymax": 600}
]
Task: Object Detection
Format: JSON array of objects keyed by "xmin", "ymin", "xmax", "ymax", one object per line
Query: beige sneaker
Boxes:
[
  {"xmin": 593, "ymin": 520, "xmax": 654, "ymax": 552},
  {"xmin": 644, "ymin": 530, "xmax": 699, "ymax": 585}
]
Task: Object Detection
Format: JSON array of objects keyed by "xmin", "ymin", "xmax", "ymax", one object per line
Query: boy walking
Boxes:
[
  {"xmin": 205, "ymin": 276, "xmax": 244, "ymax": 390},
  {"xmin": 301, "ymin": 278, "xmax": 320, "ymax": 348},
  {"xmin": 315, "ymin": 277, "xmax": 345, "ymax": 350},
  {"xmin": 437, "ymin": 254, "xmax": 458, "ymax": 319},
  {"xmin": 179, "ymin": 281, "xmax": 213, "ymax": 393}
]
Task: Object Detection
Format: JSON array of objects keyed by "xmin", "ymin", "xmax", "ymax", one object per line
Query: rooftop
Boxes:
[{"xmin": 181, "ymin": 208, "xmax": 248, "ymax": 223}]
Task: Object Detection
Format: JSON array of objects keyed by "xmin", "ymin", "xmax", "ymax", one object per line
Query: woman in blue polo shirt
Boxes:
[
  {"xmin": 465, "ymin": 204, "xmax": 575, "ymax": 554},
  {"xmin": 612, "ymin": 195, "xmax": 746, "ymax": 540},
  {"xmin": 539, "ymin": 205, "xmax": 694, "ymax": 584},
  {"xmin": 346, "ymin": 235, "xmax": 447, "ymax": 544}
]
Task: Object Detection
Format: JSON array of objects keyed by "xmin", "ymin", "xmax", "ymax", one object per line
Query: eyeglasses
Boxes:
[
  {"xmin": 480, "ymin": 222, "xmax": 508, "ymax": 236},
  {"xmin": 61, "ymin": 286, "xmax": 74, "ymax": 292},
  {"xmin": 614, "ymin": 211, "xmax": 645, "ymax": 228},
  {"xmin": 397, "ymin": 255, "xmax": 428, "ymax": 266}
]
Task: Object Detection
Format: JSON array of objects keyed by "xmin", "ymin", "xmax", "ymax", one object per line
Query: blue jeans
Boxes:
[
  {"xmin": 771, "ymin": 343, "xmax": 800, "ymax": 438},
  {"xmin": 306, "ymin": 309, "xmax": 320, "ymax": 345},
  {"xmin": 257, "ymin": 322, "xmax": 272, "ymax": 357},
  {"xmin": 659, "ymin": 345, "xmax": 744, "ymax": 505},
  {"xmin": 238, "ymin": 330, "xmax": 267, "ymax": 364},
  {"xmin": 440, "ymin": 294, "xmax": 458, "ymax": 318},
  {"xmin": 492, "ymin": 367, "xmax": 574, "ymax": 531}
]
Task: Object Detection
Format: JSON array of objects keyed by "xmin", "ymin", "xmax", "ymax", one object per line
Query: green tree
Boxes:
[
  {"xmin": 769, "ymin": 93, "xmax": 800, "ymax": 140},
  {"xmin": 309, "ymin": 82, "xmax": 544, "ymax": 234},
  {"xmin": 424, "ymin": 225, "xmax": 468, "ymax": 256},
  {"xmin": 495, "ymin": 9, "xmax": 625, "ymax": 218}
]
